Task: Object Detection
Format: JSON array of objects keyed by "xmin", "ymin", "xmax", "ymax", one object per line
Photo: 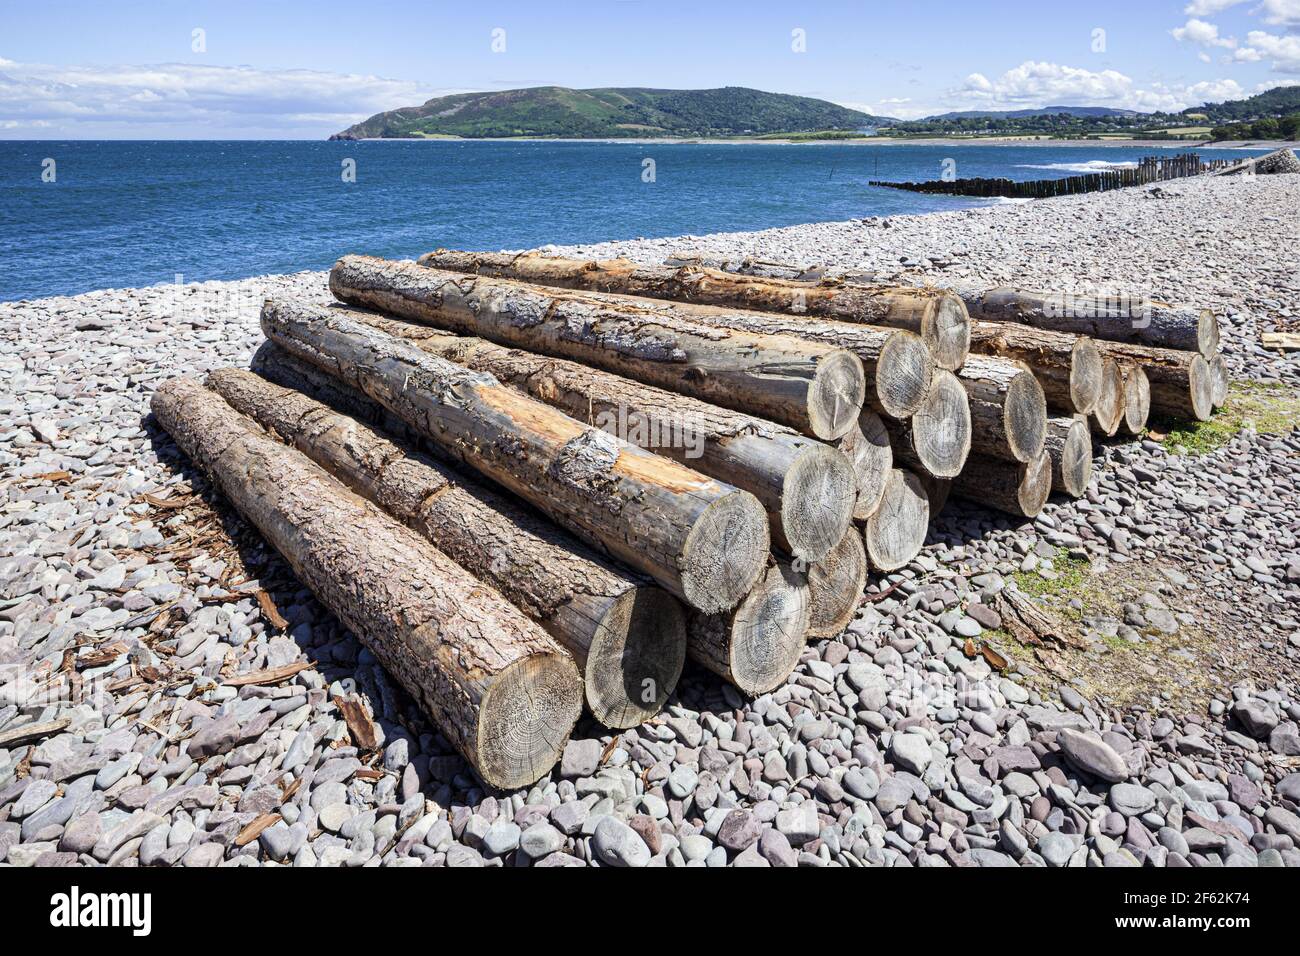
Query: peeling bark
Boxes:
[
  {"xmin": 260, "ymin": 299, "xmax": 770, "ymax": 614},
  {"xmin": 150, "ymin": 377, "xmax": 583, "ymax": 790}
]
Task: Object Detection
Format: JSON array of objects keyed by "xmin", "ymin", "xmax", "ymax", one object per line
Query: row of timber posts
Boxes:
[{"xmin": 870, "ymin": 152, "xmax": 1236, "ymax": 199}]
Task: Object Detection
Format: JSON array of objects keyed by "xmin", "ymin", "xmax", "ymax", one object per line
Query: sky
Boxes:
[{"xmin": 1, "ymin": 0, "xmax": 1298, "ymax": 138}]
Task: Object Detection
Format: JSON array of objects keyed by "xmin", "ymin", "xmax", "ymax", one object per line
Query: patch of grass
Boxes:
[
  {"xmin": 1161, "ymin": 381, "xmax": 1300, "ymax": 455},
  {"xmin": 1013, "ymin": 548, "xmax": 1091, "ymax": 599},
  {"xmin": 1102, "ymin": 634, "xmax": 1132, "ymax": 652}
]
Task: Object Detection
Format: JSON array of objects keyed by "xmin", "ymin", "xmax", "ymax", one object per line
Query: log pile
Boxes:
[{"xmin": 148, "ymin": 244, "xmax": 1229, "ymax": 789}]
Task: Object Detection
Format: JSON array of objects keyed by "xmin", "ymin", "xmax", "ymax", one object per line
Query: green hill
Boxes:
[
  {"xmin": 1186, "ymin": 85, "xmax": 1300, "ymax": 123},
  {"xmin": 330, "ymin": 86, "xmax": 884, "ymax": 140}
]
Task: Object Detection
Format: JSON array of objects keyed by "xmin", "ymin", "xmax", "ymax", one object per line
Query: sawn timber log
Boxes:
[{"xmin": 150, "ymin": 377, "xmax": 583, "ymax": 790}]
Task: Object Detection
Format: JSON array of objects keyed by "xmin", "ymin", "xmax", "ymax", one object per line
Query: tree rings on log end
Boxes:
[
  {"xmin": 807, "ymin": 349, "xmax": 866, "ymax": 441},
  {"xmin": 864, "ymin": 469, "xmax": 930, "ymax": 572},
  {"xmin": 1069, "ymin": 337, "xmax": 1104, "ymax": 416},
  {"xmin": 1198, "ymin": 308, "xmax": 1221, "ymax": 358},
  {"xmin": 835, "ymin": 411, "xmax": 893, "ymax": 521},
  {"xmin": 1121, "ymin": 366, "xmax": 1151, "ymax": 436},
  {"xmin": 926, "ymin": 292, "xmax": 972, "ymax": 372},
  {"xmin": 1054, "ymin": 417, "xmax": 1093, "ymax": 498},
  {"xmin": 806, "ymin": 528, "xmax": 868, "ymax": 639},
  {"xmin": 477, "ymin": 652, "xmax": 584, "ymax": 791},
  {"xmin": 874, "ymin": 330, "xmax": 934, "ymax": 419},
  {"xmin": 1014, "ymin": 452, "xmax": 1053, "ymax": 518},
  {"xmin": 1004, "ymin": 367, "xmax": 1048, "ymax": 464},
  {"xmin": 680, "ymin": 490, "xmax": 771, "ymax": 614},
  {"xmin": 1209, "ymin": 354, "xmax": 1228, "ymax": 409},
  {"xmin": 1186, "ymin": 354, "xmax": 1215, "ymax": 422},
  {"xmin": 586, "ymin": 588, "xmax": 686, "ymax": 729},
  {"xmin": 1091, "ymin": 358, "xmax": 1125, "ymax": 436},
  {"xmin": 725, "ymin": 563, "xmax": 811, "ymax": 695},
  {"xmin": 908, "ymin": 369, "xmax": 971, "ymax": 479},
  {"xmin": 781, "ymin": 443, "xmax": 858, "ymax": 564}
]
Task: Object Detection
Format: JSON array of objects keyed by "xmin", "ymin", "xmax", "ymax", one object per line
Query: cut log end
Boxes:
[
  {"xmin": 477, "ymin": 652, "xmax": 584, "ymax": 791},
  {"xmin": 724, "ymin": 563, "xmax": 811, "ymax": 695},
  {"xmin": 875, "ymin": 330, "xmax": 934, "ymax": 419},
  {"xmin": 807, "ymin": 350, "xmax": 867, "ymax": 440},
  {"xmin": 806, "ymin": 527, "xmax": 868, "ymax": 638},
  {"xmin": 586, "ymin": 587, "xmax": 687, "ymax": 729},
  {"xmin": 926, "ymin": 293, "xmax": 972, "ymax": 371},
  {"xmin": 1186, "ymin": 354, "xmax": 1215, "ymax": 422},
  {"xmin": 1209, "ymin": 354, "xmax": 1229, "ymax": 409},
  {"xmin": 1069, "ymin": 337, "xmax": 1104, "ymax": 416},
  {"xmin": 680, "ymin": 491, "xmax": 771, "ymax": 614},
  {"xmin": 1198, "ymin": 308, "xmax": 1221, "ymax": 358},
  {"xmin": 1121, "ymin": 366, "xmax": 1151, "ymax": 436},
  {"xmin": 1017, "ymin": 452, "xmax": 1054, "ymax": 518},
  {"xmin": 1091, "ymin": 358, "xmax": 1125, "ymax": 437},
  {"xmin": 835, "ymin": 411, "xmax": 893, "ymax": 521},
  {"xmin": 909, "ymin": 369, "xmax": 972, "ymax": 479},
  {"xmin": 1004, "ymin": 368, "xmax": 1048, "ymax": 463},
  {"xmin": 1052, "ymin": 416, "xmax": 1094, "ymax": 498},
  {"xmin": 781, "ymin": 443, "xmax": 858, "ymax": 564},
  {"xmin": 864, "ymin": 468, "xmax": 930, "ymax": 572}
]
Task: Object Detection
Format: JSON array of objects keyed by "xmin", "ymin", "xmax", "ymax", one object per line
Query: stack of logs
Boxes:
[{"xmin": 152, "ymin": 247, "xmax": 1226, "ymax": 789}]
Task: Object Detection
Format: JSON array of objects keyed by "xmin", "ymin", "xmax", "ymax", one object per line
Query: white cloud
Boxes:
[
  {"xmin": 949, "ymin": 61, "xmax": 1245, "ymax": 113},
  {"xmin": 0, "ymin": 57, "xmax": 452, "ymax": 137},
  {"xmin": 1234, "ymin": 30, "xmax": 1300, "ymax": 71},
  {"xmin": 1171, "ymin": 18, "xmax": 1238, "ymax": 48},
  {"xmin": 1258, "ymin": 0, "xmax": 1300, "ymax": 28},
  {"xmin": 1183, "ymin": 0, "xmax": 1249, "ymax": 14}
]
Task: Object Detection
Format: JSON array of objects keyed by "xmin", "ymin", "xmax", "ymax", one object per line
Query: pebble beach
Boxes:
[{"xmin": 2, "ymin": 173, "xmax": 1299, "ymax": 868}]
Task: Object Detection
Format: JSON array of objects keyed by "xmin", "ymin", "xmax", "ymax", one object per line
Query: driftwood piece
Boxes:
[
  {"xmin": 151, "ymin": 377, "xmax": 582, "ymax": 790},
  {"xmin": 208, "ymin": 365, "xmax": 686, "ymax": 728},
  {"xmin": 419, "ymin": 249, "xmax": 972, "ymax": 371},
  {"xmin": 261, "ymin": 300, "xmax": 770, "ymax": 614},
  {"xmin": 329, "ymin": 256, "xmax": 866, "ymax": 441}
]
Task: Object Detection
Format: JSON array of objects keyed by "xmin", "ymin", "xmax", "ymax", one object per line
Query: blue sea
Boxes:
[{"xmin": 0, "ymin": 140, "xmax": 1268, "ymax": 302}]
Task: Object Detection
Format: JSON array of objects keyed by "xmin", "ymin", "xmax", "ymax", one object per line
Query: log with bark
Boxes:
[
  {"xmin": 1092, "ymin": 340, "xmax": 1213, "ymax": 422},
  {"xmin": 957, "ymin": 355, "xmax": 1047, "ymax": 464},
  {"xmin": 1090, "ymin": 358, "xmax": 1126, "ymax": 437},
  {"xmin": 863, "ymin": 468, "xmax": 930, "ymax": 571},
  {"xmin": 150, "ymin": 377, "xmax": 583, "ymax": 790},
  {"xmin": 687, "ymin": 562, "xmax": 810, "ymax": 695},
  {"xmin": 418, "ymin": 249, "xmax": 972, "ymax": 371},
  {"xmin": 329, "ymin": 256, "xmax": 865, "ymax": 442},
  {"xmin": 952, "ymin": 284, "xmax": 1219, "ymax": 357},
  {"xmin": 1119, "ymin": 365, "xmax": 1151, "ymax": 436},
  {"xmin": 832, "ymin": 410, "xmax": 893, "ymax": 521},
  {"xmin": 1043, "ymin": 414, "xmax": 1093, "ymax": 498},
  {"xmin": 951, "ymin": 450, "xmax": 1053, "ymax": 518},
  {"xmin": 207, "ymin": 365, "xmax": 685, "ymax": 729},
  {"xmin": 882, "ymin": 368, "xmax": 972, "ymax": 479},
  {"xmin": 806, "ymin": 526, "xmax": 868, "ymax": 638},
  {"xmin": 354, "ymin": 313, "xmax": 855, "ymax": 563},
  {"xmin": 261, "ymin": 299, "xmax": 770, "ymax": 614},
  {"xmin": 969, "ymin": 321, "xmax": 1103, "ymax": 416}
]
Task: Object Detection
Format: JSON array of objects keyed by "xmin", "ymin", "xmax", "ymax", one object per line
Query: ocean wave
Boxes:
[{"xmin": 1015, "ymin": 160, "xmax": 1138, "ymax": 173}]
